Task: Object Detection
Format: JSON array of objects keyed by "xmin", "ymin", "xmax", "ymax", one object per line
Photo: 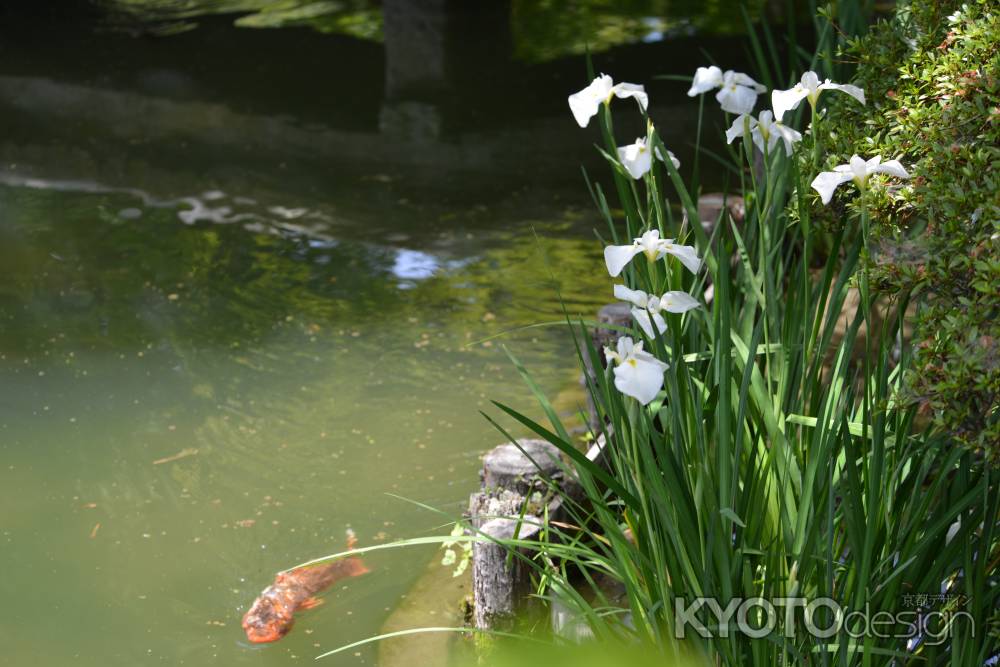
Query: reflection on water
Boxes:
[
  {"xmin": 0, "ymin": 2, "xmax": 752, "ymax": 665},
  {"xmin": 93, "ymin": 0, "xmax": 761, "ymax": 61},
  {"xmin": 96, "ymin": 0, "xmax": 384, "ymax": 39}
]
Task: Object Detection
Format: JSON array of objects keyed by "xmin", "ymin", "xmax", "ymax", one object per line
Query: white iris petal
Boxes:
[
  {"xmin": 568, "ymin": 74, "xmax": 647, "ymax": 128},
  {"xmin": 653, "ymin": 146, "xmax": 681, "ymax": 170},
  {"xmin": 755, "ymin": 110, "xmax": 802, "ymax": 156},
  {"xmin": 568, "ymin": 74, "xmax": 612, "ymax": 128},
  {"xmin": 871, "ymin": 158, "xmax": 910, "ymax": 180},
  {"xmin": 604, "ymin": 244, "xmax": 643, "ymax": 277},
  {"xmin": 810, "ymin": 154, "xmax": 910, "ymax": 204},
  {"xmin": 636, "ymin": 229, "xmax": 666, "ymax": 262},
  {"xmin": 611, "ymin": 82, "xmax": 649, "ymax": 111},
  {"xmin": 661, "ymin": 242, "xmax": 702, "ymax": 274},
  {"xmin": 617, "ymin": 138, "xmax": 682, "ymax": 180},
  {"xmin": 811, "ymin": 171, "xmax": 855, "ymax": 205},
  {"xmin": 657, "ymin": 291, "xmax": 701, "ymax": 314},
  {"xmin": 725, "ymin": 114, "xmax": 756, "ymax": 144},
  {"xmin": 771, "ymin": 86, "xmax": 811, "ymax": 122},
  {"xmin": 716, "ymin": 83, "xmax": 759, "ymax": 115},
  {"xmin": 772, "ymin": 70, "xmax": 866, "ymax": 121},
  {"xmin": 617, "ymin": 138, "xmax": 654, "ymax": 180},
  {"xmin": 771, "ymin": 122, "xmax": 803, "ymax": 156},
  {"xmin": 613, "ymin": 284, "xmax": 651, "ymax": 308},
  {"xmin": 629, "ymin": 308, "xmax": 664, "ymax": 339},
  {"xmin": 687, "ymin": 66, "xmax": 724, "ymax": 96},
  {"xmin": 604, "ymin": 337, "xmax": 668, "ymax": 405},
  {"xmin": 604, "ymin": 230, "xmax": 702, "ymax": 277},
  {"xmin": 688, "ymin": 66, "xmax": 765, "ymax": 115},
  {"xmin": 726, "ymin": 111, "xmax": 801, "ymax": 156},
  {"xmin": 614, "ymin": 286, "xmax": 699, "ymax": 339}
]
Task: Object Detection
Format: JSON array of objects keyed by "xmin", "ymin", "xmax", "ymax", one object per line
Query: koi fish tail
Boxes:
[
  {"xmin": 344, "ymin": 528, "xmax": 370, "ymax": 576},
  {"xmin": 344, "ymin": 555, "xmax": 371, "ymax": 577}
]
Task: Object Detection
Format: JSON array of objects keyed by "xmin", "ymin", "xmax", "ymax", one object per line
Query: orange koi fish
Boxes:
[{"xmin": 242, "ymin": 530, "xmax": 370, "ymax": 643}]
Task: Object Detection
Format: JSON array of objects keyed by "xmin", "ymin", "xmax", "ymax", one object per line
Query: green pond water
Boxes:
[
  {"xmin": 0, "ymin": 2, "xmax": 748, "ymax": 664},
  {"xmin": 0, "ymin": 182, "xmax": 605, "ymax": 665}
]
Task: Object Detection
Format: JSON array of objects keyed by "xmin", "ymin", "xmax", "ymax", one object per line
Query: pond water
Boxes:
[{"xmin": 0, "ymin": 2, "xmax": 748, "ymax": 665}]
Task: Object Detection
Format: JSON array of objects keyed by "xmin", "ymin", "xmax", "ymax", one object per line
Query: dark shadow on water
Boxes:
[{"xmin": 0, "ymin": 0, "xmax": 756, "ymax": 206}]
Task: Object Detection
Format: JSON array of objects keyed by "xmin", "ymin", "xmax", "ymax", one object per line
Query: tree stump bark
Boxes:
[
  {"xmin": 468, "ymin": 432, "xmax": 613, "ymax": 646},
  {"xmin": 697, "ymin": 192, "xmax": 745, "ymax": 233},
  {"xmin": 482, "ymin": 438, "xmax": 561, "ymax": 495},
  {"xmin": 469, "ymin": 489, "xmax": 529, "ymax": 633},
  {"xmin": 469, "ymin": 438, "xmax": 563, "ymax": 633}
]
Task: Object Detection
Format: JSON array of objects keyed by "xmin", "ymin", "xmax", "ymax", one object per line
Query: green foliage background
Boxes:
[{"xmin": 816, "ymin": 0, "xmax": 999, "ymax": 453}]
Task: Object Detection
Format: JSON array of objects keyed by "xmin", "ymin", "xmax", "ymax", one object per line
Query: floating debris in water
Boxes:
[{"xmin": 152, "ymin": 447, "xmax": 199, "ymax": 465}]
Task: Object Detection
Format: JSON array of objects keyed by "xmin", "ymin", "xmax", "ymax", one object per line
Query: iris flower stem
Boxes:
[
  {"xmin": 858, "ymin": 197, "xmax": 875, "ymax": 455},
  {"xmin": 690, "ymin": 95, "xmax": 704, "ymax": 195},
  {"xmin": 797, "ymin": 160, "xmax": 816, "ymax": 405},
  {"xmin": 859, "ymin": 196, "xmax": 871, "ymax": 318},
  {"xmin": 759, "ymin": 142, "xmax": 778, "ymax": 400},
  {"xmin": 599, "ymin": 102, "xmax": 638, "ymax": 243},
  {"xmin": 810, "ymin": 102, "xmax": 822, "ymax": 170}
]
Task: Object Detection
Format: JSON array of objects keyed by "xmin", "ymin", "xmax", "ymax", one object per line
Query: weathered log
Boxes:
[
  {"xmin": 470, "ymin": 489, "xmax": 530, "ymax": 632},
  {"xmin": 469, "ymin": 430, "xmax": 614, "ymax": 642},
  {"xmin": 482, "ymin": 438, "xmax": 562, "ymax": 496},
  {"xmin": 470, "ymin": 438, "xmax": 566, "ymax": 633},
  {"xmin": 697, "ymin": 192, "xmax": 745, "ymax": 233}
]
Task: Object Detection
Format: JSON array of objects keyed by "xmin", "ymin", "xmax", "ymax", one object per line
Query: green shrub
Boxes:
[{"xmin": 818, "ymin": 0, "xmax": 1000, "ymax": 455}]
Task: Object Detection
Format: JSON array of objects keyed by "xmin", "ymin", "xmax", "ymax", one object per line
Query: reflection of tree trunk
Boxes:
[
  {"xmin": 383, "ymin": 0, "xmax": 450, "ymax": 100},
  {"xmin": 380, "ymin": 0, "xmax": 512, "ymax": 141}
]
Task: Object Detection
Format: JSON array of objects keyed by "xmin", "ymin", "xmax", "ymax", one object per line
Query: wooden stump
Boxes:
[
  {"xmin": 697, "ymin": 192, "xmax": 745, "ymax": 233},
  {"xmin": 468, "ymin": 433, "xmax": 612, "ymax": 646},
  {"xmin": 469, "ymin": 438, "xmax": 564, "ymax": 633},
  {"xmin": 470, "ymin": 489, "xmax": 530, "ymax": 633},
  {"xmin": 482, "ymin": 438, "xmax": 562, "ymax": 495}
]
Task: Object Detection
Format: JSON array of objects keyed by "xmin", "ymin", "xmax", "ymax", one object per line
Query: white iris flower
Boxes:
[
  {"xmin": 687, "ymin": 65, "xmax": 766, "ymax": 115},
  {"xmin": 616, "ymin": 137, "xmax": 680, "ymax": 180},
  {"xmin": 603, "ymin": 337, "xmax": 669, "ymax": 405},
  {"xmin": 725, "ymin": 110, "xmax": 803, "ymax": 156},
  {"xmin": 614, "ymin": 284, "xmax": 700, "ymax": 338},
  {"xmin": 568, "ymin": 74, "xmax": 648, "ymax": 128},
  {"xmin": 772, "ymin": 71, "xmax": 865, "ymax": 121},
  {"xmin": 810, "ymin": 155, "xmax": 910, "ymax": 204},
  {"xmin": 604, "ymin": 229, "xmax": 702, "ymax": 277}
]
